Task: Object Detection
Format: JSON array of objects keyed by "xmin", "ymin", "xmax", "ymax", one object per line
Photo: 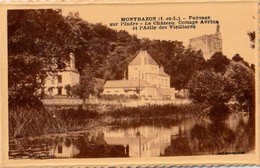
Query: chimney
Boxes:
[
  {"xmin": 69, "ymin": 53, "xmax": 75, "ymax": 69},
  {"xmin": 123, "ymin": 71, "xmax": 127, "ymax": 80}
]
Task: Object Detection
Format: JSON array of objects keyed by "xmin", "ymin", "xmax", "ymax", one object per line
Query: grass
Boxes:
[{"xmin": 9, "ymin": 103, "xmax": 211, "ymax": 139}]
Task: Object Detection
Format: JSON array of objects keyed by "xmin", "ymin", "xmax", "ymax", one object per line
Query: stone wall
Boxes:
[{"xmin": 189, "ymin": 32, "xmax": 222, "ymax": 60}]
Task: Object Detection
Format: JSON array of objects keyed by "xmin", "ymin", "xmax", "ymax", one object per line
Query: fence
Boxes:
[{"xmin": 41, "ymin": 97, "xmax": 191, "ymax": 108}]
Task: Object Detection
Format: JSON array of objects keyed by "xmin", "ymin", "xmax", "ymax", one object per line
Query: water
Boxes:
[{"xmin": 9, "ymin": 112, "xmax": 253, "ymax": 159}]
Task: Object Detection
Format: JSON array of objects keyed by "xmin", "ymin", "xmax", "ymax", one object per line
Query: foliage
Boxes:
[
  {"xmin": 8, "ymin": 9, "xmax": 75, "ymax": 103},
  {"xmin": 187, "ymin": 70, "xmax": 231, "ymax": 105},
  {"xmin": 206, "ymin": 52, "xmax": 230, "ymax": 74},
  {"xmin": 232, "ymin": 54, "xmax": 244, "ymax": 62},
  {"xmin": 8, "ymin": 54, "xmax": 47, "ymax": 103},
  {"xmin": 247, "ymin": 31, "xmax": 255, "ymax": 49},
  {"xmin": 8, "ymin": 9, "xmax": 211, "ymax": 100},
  {"xmin": 71, "ymin": 65, "xmax": 96, "ymax": 99},
  {"xmin": 224, "ymin": 62, "xmax": 255, "ymax": 112},
  {"xmin": 104, "ymin": 103, "xmax": 208, "ymax": 119},
  {"xmin": 64, "ymin": 84, "xmax": 72, "ymax": 97},
  {"xmin": 9, "ymin": 106, "xmax": 59, "ymax": 138}
]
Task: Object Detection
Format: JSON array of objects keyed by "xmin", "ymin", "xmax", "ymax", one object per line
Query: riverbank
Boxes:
[
  {"xmin": 9, "ymin": 103, "xmax": 211, "ymax": 139},
  {"xmin": 9, "ymin": 111, "xmax": 253, "ymax": 159}
]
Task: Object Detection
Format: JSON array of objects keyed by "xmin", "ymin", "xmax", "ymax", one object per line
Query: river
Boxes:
[{"xmin": 9, "ymin": 112, "xmax": 253, "ymax": 159}]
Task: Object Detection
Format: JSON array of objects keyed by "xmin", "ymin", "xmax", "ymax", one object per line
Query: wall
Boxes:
[
  {"xmin": 44, "ymin": 71, "xmax": 79, "ymax": 96},
  {"xmin": 189, "ymin": 33, "xmax": 222, "ymax": 60},
  {"xmin": 158, "ymin": 76, "xmax": 170, "ymax": 88}
]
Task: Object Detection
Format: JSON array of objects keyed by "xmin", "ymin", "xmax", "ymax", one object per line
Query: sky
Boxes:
[{"xmin": 61, "ymin": 2, "xmax": 257, "ymax": 64}]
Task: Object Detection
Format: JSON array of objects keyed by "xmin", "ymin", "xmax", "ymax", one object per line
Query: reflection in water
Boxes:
[
  {"xmin": 9, "ymin": 113, "xmax": 252, "ymax": 159},
  {"xmin": 165, "ymin": 112, "xmax": 250, "ymax": 156}
]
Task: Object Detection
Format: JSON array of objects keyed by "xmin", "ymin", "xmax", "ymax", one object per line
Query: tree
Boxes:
[
  {"xmin": 207, "ymin": 52, "xmax": 230, "ymax": 74},
  {"xmin": 8, "ymin": 9, "xmax": 75, "ymax": 104},
  {"xmin": 170, "ymin": 49, "xmax": 206, "ymax": 89},
  {"xmin": 71, "ymin": 65, "xmax": 96, "ymax": 108},
  {"xmin": 247, "ymin": 31, "xmax": 255, "ymax": 49},
  {"xmin": 225, "ymin": 61, "xmax": 255, "ymax": 112},
  {"xmin": 187, "ymin": 70, "xmax": 230, "ymax": 105},
  {"xmin": 232, "ymin": 54, "xmax": 243, "ymax": 62}
]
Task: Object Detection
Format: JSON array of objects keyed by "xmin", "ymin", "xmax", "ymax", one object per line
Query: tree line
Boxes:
[{"xmin": 8, "ymin": 9, "xmax": 255, "ymax": 112}]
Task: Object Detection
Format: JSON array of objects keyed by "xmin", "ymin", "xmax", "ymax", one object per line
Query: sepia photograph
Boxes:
[{"xmin": 1, "ymin": 0, "xmax": 258, "ymax": 166}]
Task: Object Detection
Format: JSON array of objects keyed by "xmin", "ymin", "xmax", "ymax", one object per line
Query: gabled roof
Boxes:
[
  {"xmin": 103, "ymin": 80, "xmax": 153, "ymax": 88},
  {"xmin": 129, "ymin": 51, "xmax": 158, "ymax": 66}
]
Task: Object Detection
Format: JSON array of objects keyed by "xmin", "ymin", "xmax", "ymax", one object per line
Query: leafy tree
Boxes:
[
  {"xmin": 247, "ymin": 31, "xmax": 255, "ymax": 49},
  {"xmin": 232, "ymin": 54, "xmax": 244, "ymax": 62},
  {"xmin": 187, "ymin": 70, "xmax": 230, "ymax": 105},
  {"xmin": 71, "ymin": 65, "xmax": 96, "ymax": 108},
  {"xmin": 207, "ymin": 52, "xmax": 230, "ymax": 74},
  {"xmin": 8, "ymin": 9, "xmax": 74, "ymax": 104},
  {"xmin": 232, "ymin": 54, "xmax": 254, "ymax": 71},
  {"xmin": 8, "ymin": 54, "xmax": 46, "ymax": 105},
  {"xmin": 169, "ymin": 49, "xmax": 206, "ymax": 89},
  {"xmin": 225, "ymin": 61, "xmax": 255, "ymax": 112}
]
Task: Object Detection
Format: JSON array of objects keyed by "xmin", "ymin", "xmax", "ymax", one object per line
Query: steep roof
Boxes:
[
  {"xmin": 129, "ymin": 51, "xmax": 158, "ymax": 66},
  {"xmin": 103, "ymin": 80, "xmax": 153, "ymax": 88}
]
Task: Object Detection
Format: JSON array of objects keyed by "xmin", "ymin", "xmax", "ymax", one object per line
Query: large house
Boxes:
[
  {"xmin": 44, "ymin": 53, "xmax": 80, "ymax": 97},
  {"xmin": 103, "ymin": 50, "xmax": 175, "ymax": 100}
]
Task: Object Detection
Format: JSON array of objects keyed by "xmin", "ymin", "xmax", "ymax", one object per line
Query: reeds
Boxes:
[{"xmin": 9, "ymin": 103, "xmax": 210, "ymax": 139}]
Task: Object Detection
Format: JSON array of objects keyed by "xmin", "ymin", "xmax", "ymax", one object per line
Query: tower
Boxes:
[{"xmin": 189, "ymin": 24, "xmax": 222, "ymax": 60}]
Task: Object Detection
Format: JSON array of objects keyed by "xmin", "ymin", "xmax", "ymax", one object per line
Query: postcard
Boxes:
[{"xmin": 0, "ymin": 0, "xmax": 259, "ymax": 167}]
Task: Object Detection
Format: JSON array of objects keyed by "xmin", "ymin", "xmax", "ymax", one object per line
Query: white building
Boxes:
[
  {"xmin": 44, "ymin": 53, "xmax": 80, "ymax": 97},
  {"xmin": 103, "ymin": 50, "xmax": 175, "ymax": 100}
]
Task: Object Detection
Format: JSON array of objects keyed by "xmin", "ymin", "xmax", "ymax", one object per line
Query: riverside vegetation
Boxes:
[{"xmin": 9, "ymin": 103, "xmax": 210, "ymax": 139}]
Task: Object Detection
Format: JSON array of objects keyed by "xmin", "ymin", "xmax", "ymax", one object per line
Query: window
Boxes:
[
  {"xmin": 57, "ymin": 75, "xmax": 62, "ymax": 83},
  {"xmin": 58, "ymin": 143, "xmax": 62, "ymax": 153},
  {"xmin": 58, "ymin": 87, "xmax": 62, "ymax": 95}
]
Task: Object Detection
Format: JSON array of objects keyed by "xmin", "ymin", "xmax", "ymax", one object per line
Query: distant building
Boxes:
[
  {"xmin": 189, "ymin": 25, "xmax": 222, "ymax": 60},
  {"xmin": 103, "ymin": 50, "xmax": 175, "ymax": 100},
  {"xmin": 44, "ymin": 53, "xmax": 80, "ymax": 97}
]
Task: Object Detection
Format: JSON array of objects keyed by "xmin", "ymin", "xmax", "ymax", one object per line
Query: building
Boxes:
[
  {"xmin": 44, "ymin": 53, "xmax": 80, "ymax": 97},
  {"xmin": 189, "ymin": 25, "xmax": 222, "ymax": 60},
  {"xmin": 103, "ymin": 50, "xmax": 175, "ymax": 100},
  {"xmin": 128, "ymin": 50, "xmax": 170, "ymax": 88}
]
